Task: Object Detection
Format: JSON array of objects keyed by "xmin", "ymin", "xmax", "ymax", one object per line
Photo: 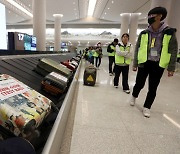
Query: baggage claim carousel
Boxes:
[{"xmin": 0, "ymin": 51, "xmax": 81, "ymax": 154}]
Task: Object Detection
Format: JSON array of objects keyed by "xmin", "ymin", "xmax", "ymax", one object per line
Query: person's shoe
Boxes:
[
  {"xmin": 114, "ymin": 86, "xmax": 118, "ymax": 88},
  {"xmin": 143, "ymin": 108, "xmax": 150, "ymax": 118},
  {"xmin": 109, "ymin": 73, "xmax": 113, "ymax": 76},
  {"xmin": 129, "ymin": 96, "xmax": 136, "ymax": 106},
  {"xmin": 124, "ymin": 90, "xmax": 130, "ymax": 94}
]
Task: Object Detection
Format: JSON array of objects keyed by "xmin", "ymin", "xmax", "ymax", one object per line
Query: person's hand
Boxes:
[
  {"xmin": 168, "ymin": 71, "xmax": 174, "ymax": 77},
  {"xmin": 133, "ymin": 67, "xmax": 137, "ymax": 71}
]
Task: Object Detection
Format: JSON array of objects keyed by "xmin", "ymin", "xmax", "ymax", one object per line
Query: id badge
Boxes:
[{"xmin": 150, "ymin": 48, "xmax": 158, "ymax": 57}]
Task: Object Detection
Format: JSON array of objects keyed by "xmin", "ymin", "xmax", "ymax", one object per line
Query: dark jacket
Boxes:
[{"xmin": 107, "ymin": 42, "xmax": 116, "ymax": 53}]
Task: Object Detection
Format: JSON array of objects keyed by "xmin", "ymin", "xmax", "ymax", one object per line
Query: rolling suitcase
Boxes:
[
  {"xmin": 71, "ymin": 57, "xmax": 80, "ymax": 63},
  {"xmin": 61, "ymin": 61, "xmax": 76, "ymax": 71},
  {"xmin": 41, "ymin": 72, "xmax": 68, "ymax": 96},
  {"xmin": 83, "ymin": 65, "xmax": 96, "ymax": 86},
  {"xmin": 70, "ymin": 60, "xmax": 79, "ymax": 67},
  {"xmin": 0, "ymin": 74, "xmax": 52, "ymax": 138},
  {"xmin": 34, "ymin": 58, "xmax": 73, "ymax": 79}
]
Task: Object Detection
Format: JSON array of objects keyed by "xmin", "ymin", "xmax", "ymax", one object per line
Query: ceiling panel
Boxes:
[
  {"xmin": 99, "ymin": 0, "xmax": 151, "ymax": 22},
  {"xmin": 46, "ymin": 0, "xmax": 80, "ymax": 23},
  {"xmin": 79, "ymin": 0, "xmax": 89, "ymax": 19}
]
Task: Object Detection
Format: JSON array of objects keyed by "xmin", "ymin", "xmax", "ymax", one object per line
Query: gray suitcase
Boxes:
[{"xmin": 34, "ymin": 58, "xmax": 73, "ymax": 79}]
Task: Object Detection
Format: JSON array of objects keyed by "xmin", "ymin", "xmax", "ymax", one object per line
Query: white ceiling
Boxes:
[{"xmin": 1, "ymin": 0, "xmax": 151, "ymax": 46}]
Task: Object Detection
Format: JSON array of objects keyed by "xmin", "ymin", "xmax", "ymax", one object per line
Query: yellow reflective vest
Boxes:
[
  {"xmin": 138, "ymin": 32, "xmax": 173, "ymax": 68},
  {"xmin": 108, "ymin": 45, "xmax": 115, "ymax": 56},
  {"xmin": 115, "ymin": 44, "xmax": 131, "ymax": 65}
]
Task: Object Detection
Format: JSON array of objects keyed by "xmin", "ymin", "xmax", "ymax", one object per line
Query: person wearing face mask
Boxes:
[
  {"xmin": 129, "ymin": 7, "xmax": 178, "ymax": 118},
  {"xmin": 114, "ymin": 33, "xmax": 132, "ymax": 94}
]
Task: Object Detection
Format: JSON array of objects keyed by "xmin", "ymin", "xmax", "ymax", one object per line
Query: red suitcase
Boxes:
[{"xmin": 61, "ymin": 61, "xmax": 76, "ymax": 71}]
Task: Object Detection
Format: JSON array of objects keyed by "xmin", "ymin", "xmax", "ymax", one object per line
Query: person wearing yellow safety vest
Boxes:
[
  {"xmin": 129, "ymin": 7, "xmax": 178, "ymax": 118},
  {"xmin": 87, "ymin": 46, "xmax": 94, "ymax": 64},
  {"xmin": 93, "ymin": 45, "xmax": 102, "ymax": 69},
  {"xmin": 107, "ymin": 38, "xmax": 119, "ymax": 76},
  {"xmin": 114, "ymin": 33, "xmax": 132, "ymax": 94}
]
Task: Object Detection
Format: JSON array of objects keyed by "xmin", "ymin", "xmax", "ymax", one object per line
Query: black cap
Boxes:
[
  {"xmin": 114, "ymin": 38, "xmax": 118, "ymax": 43},
  {"xmin": 148, "ymin": 7, "xmax": 167, "ymax": 21}
]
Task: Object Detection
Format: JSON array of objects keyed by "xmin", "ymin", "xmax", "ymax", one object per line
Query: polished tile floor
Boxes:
[{"xmin": 60, "ymin": 57, "xmax": 180, "ymax": 154}]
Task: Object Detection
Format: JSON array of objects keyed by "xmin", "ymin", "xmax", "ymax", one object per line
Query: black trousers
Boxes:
[
  {"xmin": 114, "ymin": 65, "xmax": 130, "ymax": 90},
  {"xmin": 132, "ymin": 61, "xmax": 164, "ymax": 109},
  {"xmin": 109, "ymin": 56, "xmax": 115, "ymax": 73},
  {"xmin": 95, "ymin": 57, "xmax": 101, "ymax": 67}
]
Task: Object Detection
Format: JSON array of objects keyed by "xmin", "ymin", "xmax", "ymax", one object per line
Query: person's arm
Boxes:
[
  {"xmin": 116, "ymin": 44, "xmax": 127, "ymax": 56},
  {"xmin": 124, "ymin": 44, "xmax": 133, "ymax": 58},
  {"xmin": 167, "ymin": 32, "xmax": 178, "ymax": 76}
]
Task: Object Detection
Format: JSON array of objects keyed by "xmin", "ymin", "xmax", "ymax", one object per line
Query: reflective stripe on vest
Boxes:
[
  {"xmin": 109, "ymin": 45, "xmax": 115, "ymax": 56},
  {"xmin": 138, "ymin": 33, "xmax": 172, "ymax": 68},
  {"xmin": 115, "ymin": 46, "xmax": 131, "ymax": 65}
]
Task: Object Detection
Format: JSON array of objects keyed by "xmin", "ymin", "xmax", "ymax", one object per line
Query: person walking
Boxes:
[
  {"xmin": 114, "ymin": 33, "xmax": 132, "ymax": 94},
  {"xmin": 107, "ymin": 38, "xmax": 118, "ymax": 76},
  {"xmin": 129, "ymin": 7, "xmax": 178, "ymax": 118}
]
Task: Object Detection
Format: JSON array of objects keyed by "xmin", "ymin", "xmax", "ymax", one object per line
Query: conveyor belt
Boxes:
[{"xmin": 0, "ymin": 53, "xmax": 77, "ymax": 105}]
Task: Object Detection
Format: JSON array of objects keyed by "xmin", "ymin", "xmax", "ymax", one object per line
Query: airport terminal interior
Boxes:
[{"xmin": 0, "ymin": 0, "xmax": 180, "ymax": 154}]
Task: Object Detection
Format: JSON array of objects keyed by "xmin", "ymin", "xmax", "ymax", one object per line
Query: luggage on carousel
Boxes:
[
  {"xmin": 0, "ymin": 74, "xmax": 52, "ymax": 139},
  {"xmin": 71, "ymin": 57, "xmax": 80, "ymax": 63},
  {"xmin": 41, "ymin": 72, "xmax": 68, "ymax": 96},
  {"xmin": 70, "ymin": 60, "xmax": 79, "ymax": 67},
  {"xmin": 83, "ymin": 65, "xmax": 96, "ymax": 86},
  {"xmin": 34, "ymin": 58, "xmax": 73, "ymax": 79},
  {"xmin": 61, "ymin": 61, "xmax": 76, "ymax": 71}
]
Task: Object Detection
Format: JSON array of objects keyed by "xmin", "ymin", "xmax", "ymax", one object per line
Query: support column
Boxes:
[
  {"xmin": 0, "ymin": 3, "xmax": 7, "ymax": 49},
  {"xmin": 120, "ymin": 13, "xmax": 131, "ymax": 38},
  {"xmin": 129, "ymin": 13, "xmax": 140, "ymax": 47},
  {"xmin": 150, "ymin": 0, "xmax": 172, "ymax": 24},
  {"xmin": 53, "ymin": 14, "xmax": 63, "ymax": 51},
  {"xmin": 33, "ymin": 0, "xmax": 46, "ymax": 51},
  {"xmin": 168, "ymin": 0, "xmax": 180, "ymax": 49}
]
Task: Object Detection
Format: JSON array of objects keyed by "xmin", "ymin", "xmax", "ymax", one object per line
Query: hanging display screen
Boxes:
[{"xmin": 8, "ymin": 32, "xmax": 37, "ymax": 51}]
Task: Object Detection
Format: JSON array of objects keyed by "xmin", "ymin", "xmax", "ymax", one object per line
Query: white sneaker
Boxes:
[
  {"xmin": 114, "ymin": 86, "xmax": 118, "ymax": 88},
  {"xmin": 143, "ymin": 108, "xmax": 150, "ymax": 118},
  {"xmin": 109, "ymin": 73, "xmax": 113, "ymax": 76},
  {"xmin": 124, "ymin": 90, "xmax": 130, "ymax": 94},
  {"xmin": 129, "ymin": 96, "xmax": 136, "ymax": 106}
]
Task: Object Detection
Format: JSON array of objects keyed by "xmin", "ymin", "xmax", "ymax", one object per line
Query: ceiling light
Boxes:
[
  {"xmin": 108, "ymin": 8, "xmax": 110, "ymax": 10},
  {"xmin": 5, "ymin": 0, "xmax": 33, "ymax": 17},
  {"xmin": 53, "ymin": 14, "xmax": 63, "ymax": 17},
  {"xmin": 105, "ymin": 12, "xmax": 107, "ymax": 15},
  {"xmin": 73, "ymin": 2, "xmax": 75, "ymax": 4},
  {"xmin": 112, "ymin": 1, "xmax": 114, "ymax": 4},
  {"xmin": 88, "ymin": 0, "xmax": 97, "ymax": 16}
]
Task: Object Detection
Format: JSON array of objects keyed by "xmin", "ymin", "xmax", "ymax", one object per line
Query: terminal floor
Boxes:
[{"xmin": 60, "ymin": 57, "xmax": 180, "ymax": 154}]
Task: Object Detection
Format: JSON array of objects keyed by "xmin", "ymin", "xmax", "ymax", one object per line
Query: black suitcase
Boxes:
[
  {"xmin": 83, "ymin": 65, "xmax": 96, "ymax": 86},
  {"xmin": 71, "ymin": 57, "xmax": 80, "ymax": 63},
  {"xmin": 70, "ymin": 60, "xmax": 79, "ymax": 67},
  {"xmin": 34, "ymin": 58, "xmax": 73, "ymax": 79},
  {"xmin": 41, "ymin": 72, "xmax": 68, "ymax": 96}
]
